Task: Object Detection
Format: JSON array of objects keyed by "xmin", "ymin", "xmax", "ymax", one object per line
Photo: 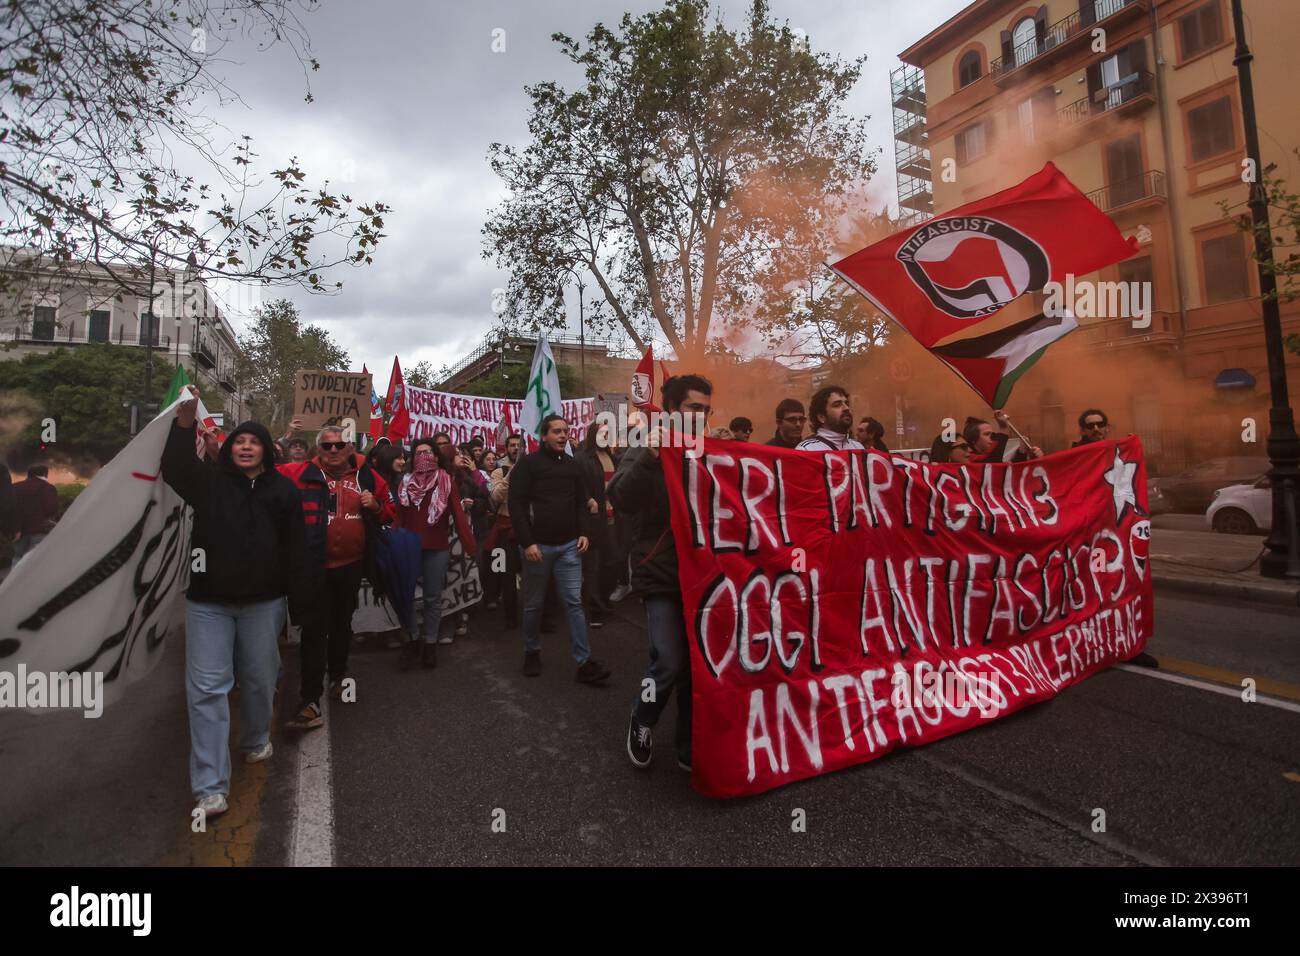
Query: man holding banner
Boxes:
[{"xmin": 610, "ymin": 374, "xmax": 714, "ymax": 772}]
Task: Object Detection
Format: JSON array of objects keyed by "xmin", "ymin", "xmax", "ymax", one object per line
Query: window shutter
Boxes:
[
  {"xmin": 1000, "ymin": 30, "xmax": 1013, "ymax": 64},
  {"xmin": 1034, "ymin": 5, "xmax": 1048, "ymax": 45}
]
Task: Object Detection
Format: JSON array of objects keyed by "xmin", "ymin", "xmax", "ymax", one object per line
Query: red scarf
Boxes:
[{"xmin": 399, "ymin": 459, "xmax": 451, "ymax": 525}]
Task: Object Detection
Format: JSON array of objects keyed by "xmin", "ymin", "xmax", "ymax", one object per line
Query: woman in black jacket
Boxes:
[{"xmin": 161, "ymin": 392, "xmax": 305, "ymax": 821}]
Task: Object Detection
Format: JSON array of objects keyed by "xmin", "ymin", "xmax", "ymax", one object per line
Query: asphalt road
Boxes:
[{"xmin": 2, "ymin": 590, "xmax": 1297, "ymax": 867}]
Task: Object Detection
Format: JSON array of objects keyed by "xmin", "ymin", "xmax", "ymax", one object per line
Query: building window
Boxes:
[
  {"xmin": 1179, "ymin": 1, "xmax": 1225, "ymax": 60},
  {"xmin": 1105, "ymin": 133, "xmax": 1145, "ymax": 205},
  {"xmin": 1012, "ymin": 17, "xmax": 1037, "ymax": 67},
  {"xmin": 1117, "ymin": 255, "xmax": 1154, "ymax": 332},
  {"xmin": 88, "ymin": 309, "xmax": 110, "ymax": 343},
  {"xmin": 955, "ymin": 121, "xmax": 990, "ymax": 165},
  {"xmin": 1200, "ymin": 231, "xmax": 1249, "ymax": 303},
  {"xmin": 32, "ymin": 305, "xmax": 56, "ymax": 340},
  {"xmin": 140, "ymin": 311, "xmax": 160, "ymax": 346},
  {"xmin": 958, "ymin": 50, "xmax": 982, "ymax": 88},
  {"xmin": 1186, "ymin": 95, "xmax": 1235, "ymax": 162}
]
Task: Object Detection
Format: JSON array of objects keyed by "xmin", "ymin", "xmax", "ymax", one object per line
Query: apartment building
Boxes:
[
  {"xmin": 897, "ymin": 0, "xmax": 1299, "ymax": 468},
  {"xmin": 0, "ymin": 253, "xmax": 249, "ymax": 424}
]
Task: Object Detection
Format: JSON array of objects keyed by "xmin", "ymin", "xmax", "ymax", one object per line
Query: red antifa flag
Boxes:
[
  {"xmin": 660, "ymin": 437, "xmax": 1153, "ymax": 798},
  {"xmin": 631, "ymin": 345, "xmax": 660, "ymax": 412},
  {"xmin": 385, "ymin": 357, "xmax": 410, "ymax": 443},
  {"xmin": 829, "ymin": 162, "xmax": 1139, "ymax": 407}
]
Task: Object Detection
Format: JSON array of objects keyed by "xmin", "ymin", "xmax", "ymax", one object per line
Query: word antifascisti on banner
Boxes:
[{"xmin": 659, "ymin": 436, "xmax": 1154, "ymax": 798}]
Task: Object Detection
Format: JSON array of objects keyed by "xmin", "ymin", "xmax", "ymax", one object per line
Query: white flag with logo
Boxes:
[
  {"xmin": 0, "ymin": 386, "xmax": 214, "ymax": 713},
  {"xmin": 518, "ymin": 332, "xmax": 564, "ymax": 452}
]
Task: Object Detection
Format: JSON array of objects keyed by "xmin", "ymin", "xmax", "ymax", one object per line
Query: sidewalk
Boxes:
[{"xmin": 1150, "ymin": 522, "xmax": 1300, "ymax": 609}]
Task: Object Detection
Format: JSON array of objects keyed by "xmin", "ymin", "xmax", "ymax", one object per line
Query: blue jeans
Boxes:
[
  {"xmin": 185, "ymin": 597, "xmax": 285, "ymax": 798},
  {"xmin": 632, "ymin": 594, "xmax": 692, "ymax": 762},
  {"xmin": 413, "ymin": 548, "xmax": 451, "ymax": 643},
  {"xmin": 12, "ymin": 532, "xmax": 47, "ymax": 563},
  {"xmin": 521, "ymin": 540, "xmax": 590, "ymax": 664}
]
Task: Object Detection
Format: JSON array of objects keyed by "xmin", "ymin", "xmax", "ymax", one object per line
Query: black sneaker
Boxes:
[
  {"xmin": 677, "ymin": 754, "xmax": 692, "ymax": 772},
  {"xmin": 523, "ymin": 650, "xmax": 542, "ymax": 677},
  {"xmin": 575, "ymin": 658, "xmax": 611, "ymax": 684},
  {"xmin": 588, "ymin": 618, "xmax": 604, "ymax": 629},
  {"xmin": 627, "ymin": 716, "xmax": 653, "ymax": 769},
  {"xmin": 420, "ymin": 640, "xmax": 438, "ymax": 669}
]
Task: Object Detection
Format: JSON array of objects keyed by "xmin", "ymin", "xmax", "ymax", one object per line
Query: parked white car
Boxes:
[{"xmin": 1205, "ymin": 477, "xmax": 1272, "ymax": 534}]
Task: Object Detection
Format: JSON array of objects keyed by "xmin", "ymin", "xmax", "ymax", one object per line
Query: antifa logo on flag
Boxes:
[
  {"xmin": 631, "ymin": 372, "xmax": 652, "ymax": 405},
  {"xmin": 896, "ymin": 217, "xmax": 1050, "ymax": 321}
]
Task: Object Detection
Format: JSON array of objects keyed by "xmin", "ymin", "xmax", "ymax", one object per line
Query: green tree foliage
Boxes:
[
  {"xmin": 0, "ymin": 344, "xmax": 178, "ymax": 467},
  {"xmin": 235, "ymin": 298, "xmax": 349, "ymax": 431},
  {"xmin": 406, "ymin": 360, "xmax": 438, "ymax": 390},
  {"xmin": 483, "ymin": 0, "xmax": 875, "ymax": 361}
]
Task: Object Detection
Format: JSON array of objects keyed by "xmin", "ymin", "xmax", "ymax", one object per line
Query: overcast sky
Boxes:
[{"xmin": 202, "ymin": 0, "xmax": 971, "ymax": 378}]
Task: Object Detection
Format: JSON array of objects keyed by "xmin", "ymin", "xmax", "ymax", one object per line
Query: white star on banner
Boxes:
[{"xmin": 1103, "ymin": 449, "xmax": 1139, "ymax": 522}]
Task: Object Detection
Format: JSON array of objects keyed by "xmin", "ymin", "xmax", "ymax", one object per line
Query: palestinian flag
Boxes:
[
  {"xmin": 931, "ymin": 310, "xmax": 1078, "ymax": 410},
  {"xmin": 161, "ymin": 364, "xmax": 191, "ymax": 407},
  {"xmin": 828, "ymin": 162, "xmax": 1137, "ymax": 408}
]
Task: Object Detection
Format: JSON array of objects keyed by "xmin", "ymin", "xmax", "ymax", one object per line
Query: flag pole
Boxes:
[{"xmin": 994, "ymin": 410, "xmax": 1037, "ymax": 457}]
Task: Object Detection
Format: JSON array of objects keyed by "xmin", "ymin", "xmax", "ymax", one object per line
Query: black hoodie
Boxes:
[{"xmin": 162, "ymin": 419, "xmax": 307, "ymax": 609}]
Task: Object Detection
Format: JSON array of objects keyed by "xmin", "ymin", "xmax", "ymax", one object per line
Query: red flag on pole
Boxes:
[
  {"xmin": 384, "ymin": 357, "xmax": 410, "ymax": 443},
  {"xmin": 631, "ymin": 346, "xmax": 660, "ymax": 413},
  {"xmin": 828, "ymin": 162, "xmax": 1138, "ymax": 408}
]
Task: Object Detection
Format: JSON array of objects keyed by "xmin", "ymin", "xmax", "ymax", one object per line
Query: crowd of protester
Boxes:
[{"xmin": 147, "ymin": 379, "xmax": 1117, "ymax": 816}]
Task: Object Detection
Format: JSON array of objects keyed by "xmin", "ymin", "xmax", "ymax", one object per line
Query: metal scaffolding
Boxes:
[{"xmin": 890, "ymin": 63, "xmax": 933, "ymax": 226}]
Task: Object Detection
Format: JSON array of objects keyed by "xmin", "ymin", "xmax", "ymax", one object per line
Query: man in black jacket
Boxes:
[
  {"xmin": 610, "ymin": 373, "xmax": 712, "ymax": 772},
  {"xmin": 161, "ymin": 391, "xmax": 306, "ymax": 820},
  {"xmin": 507, "ymin": 414, "xmax": 609, "ymax": 683},
  {"xmin": 765, "ymin": 398, "xmax": 806, "ymax": 448}
]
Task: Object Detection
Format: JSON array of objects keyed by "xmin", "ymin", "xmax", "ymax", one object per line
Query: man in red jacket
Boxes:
[{"xmin": 279, "ymin": 425, "xmax": 395, "ymax": 730}]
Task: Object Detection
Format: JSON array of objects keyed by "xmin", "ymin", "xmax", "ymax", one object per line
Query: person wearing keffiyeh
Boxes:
[{"xmin": 392, "ymin": 435, "xmax": 477, "ymax": 670}]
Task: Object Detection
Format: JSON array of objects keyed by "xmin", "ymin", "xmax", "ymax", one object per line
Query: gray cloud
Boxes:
[{"xmin": 199, "ymin": 0, "xmax": 969, "ymax": 377}]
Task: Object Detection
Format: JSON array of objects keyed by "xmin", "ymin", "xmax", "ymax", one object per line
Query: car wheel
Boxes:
[{"xmin": 1212, "ymin": 508, "xmax": 1257, "ymax": 535}]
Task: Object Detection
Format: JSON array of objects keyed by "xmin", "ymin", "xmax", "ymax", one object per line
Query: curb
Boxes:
[{"xmin": 1152, "ymin": 571, "xmax": 1300, "ymax": 609}]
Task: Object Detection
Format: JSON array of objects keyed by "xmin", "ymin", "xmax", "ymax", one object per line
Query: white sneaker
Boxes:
[
  {"xmin": 244, "ymin": 741, "xmax": 273, "ymax": 764},
  {"xmin": 197, "ymin": 793, "xmax": 228, "ymax": 817},
  {"xmin": 610, "ymin": 585, "xmax": 632, "ymax": 602},
  {"xmin": 438, "ymin": 635, "xmax": 454, "ymax": 645}
]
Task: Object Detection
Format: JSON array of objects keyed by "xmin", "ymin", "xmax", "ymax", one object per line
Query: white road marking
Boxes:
[
  {"xmin": 1114, "ymin": 664, "xmax": 1300, "ymax": 714},
  {"xmin": 289, "ymin": 695, "xmax": 335, "ymax": 867}
]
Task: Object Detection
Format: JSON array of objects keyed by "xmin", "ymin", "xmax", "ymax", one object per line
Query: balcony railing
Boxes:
[
  {"xmin": 1085, "ymin": 169, "xmax": 1167, "ymax": 212},
  {"xmin": 193, "ymin": 338, "xmax": 216, "ymax": 369},
  {"xmin": 6, "ymin": 320, "xmax": 171, "ymax": 349},
  {"xmin": 990, "ymin": 0, "xmax": 1143, "ymax": 81},
  {"xmin": 1058, "ymin": 71, "xmax": 1155, "ymax": 128}
]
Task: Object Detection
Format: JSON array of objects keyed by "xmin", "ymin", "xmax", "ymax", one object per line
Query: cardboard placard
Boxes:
[{"xmin": 293, "ymin": 369, "xmax": 372, "ymax": 434}]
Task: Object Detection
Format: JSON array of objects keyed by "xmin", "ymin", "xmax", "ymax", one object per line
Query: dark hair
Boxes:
[
  {"xmin": 540, "ymin": 413, "xmax": 567, "ymax": 437},
  {"xmin": 728, "ymin": 416, "xmax": 752, "ymax": 433},
  {"xmin": 808, "ymin": 385, "xmax": 849, "ymax": 430},
  {"xmin": 1078, "ymin": 408, "xmax": 1109, "ymax": 429},
  {"xmin": 962, "ymin": 416, "xmax": 988, "ymax": 446},
  {"xmin": 661, "ymin": 374, "xmax": 713, "ymax": 412},
  {"xmin": 286, "ymin": 437, "xmax": 309, "ymax": 453},
  {"xmin": 371, "ymin": 443, "xmax": 405, "ymax": 485},
  {"xmin": 775, "ymin": 398, "xmax": 804, "ymax": 422},
  {"xmin": 27, "ymin": 464, "xmax": 49, "ymax": 479},
  {"xmin": 929, "ymin": 435, "xmax": 953, "ymax": 464},
  {"xmin": 861, "ymin": 416, "xmax": 888, "ymax": 452}
]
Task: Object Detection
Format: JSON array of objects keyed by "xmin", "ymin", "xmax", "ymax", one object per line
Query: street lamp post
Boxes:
[
  {"xmin": 1230, "ymin": 0, "xmax": 1300, "ymax": 579},
  {"xmin": 559, "ymin": 267, "xmax": 587, "ymax": 396}
]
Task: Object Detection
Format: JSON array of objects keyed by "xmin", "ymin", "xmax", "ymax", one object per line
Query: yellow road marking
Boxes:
[
  {"xmin": 160, "ymin": 686, "xmax": 279, "ymax": 866},
  {"xmin": 1150, "ymin": 655, "xmax": 1300, "ymax": 704}
]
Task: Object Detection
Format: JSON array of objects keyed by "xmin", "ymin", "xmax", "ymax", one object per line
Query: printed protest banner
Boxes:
[
  {"xmin": 437, "ymin": 527, "xmax": 482, "ymax": 617},
  {"xmin": 0, "ymin": 388, "xmax": 216, "ymax": 712},
  {"xmin": 403, "ymin": 385, "xmax": 594, "ymax": 448},
  {"xmin": 293, "ymin": 369, "xmax": 372, "ymax": 433},
  {"xmin": 659, "ymin": 436, "xmax": 1153, "ymax": 798}
]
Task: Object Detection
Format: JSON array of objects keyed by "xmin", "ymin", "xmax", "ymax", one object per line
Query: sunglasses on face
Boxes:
[
  {"xmin": 1084, "ymin": 421, "xmax": 1107, "ymax": 430},
  {"xmin": 319, "ymin": 441, "xmax": 349, "ymax": 451},
  {"xmin": 783, "ymin": 416, "xmax": 807, "ymax": 425}
]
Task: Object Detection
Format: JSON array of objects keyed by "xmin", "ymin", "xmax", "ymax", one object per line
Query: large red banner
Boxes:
[{"xmin": 660, "ymin": 436, "xmax": 1154, "ymax": 798}]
